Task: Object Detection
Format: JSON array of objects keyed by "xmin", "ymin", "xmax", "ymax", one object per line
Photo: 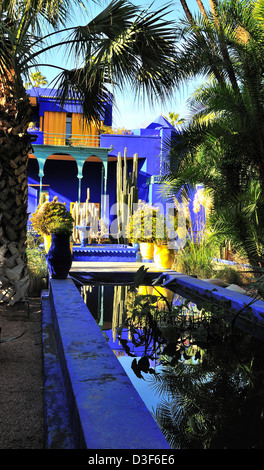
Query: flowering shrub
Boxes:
[
  {"xmin": 100, "ymin": 125, "xmax": 133, "ymax": 135},
  {"xmin": 193, "ymin": 187, "xmax": 213, "ymax": 215},
  {"xmin": 30, "ymin": 199, "xmax": 74, "ymax": 235}
]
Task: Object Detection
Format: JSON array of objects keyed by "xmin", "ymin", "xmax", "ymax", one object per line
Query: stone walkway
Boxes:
[{"xmin": 0, "ymin": 298, "xmax": 44, "ymax": 449}]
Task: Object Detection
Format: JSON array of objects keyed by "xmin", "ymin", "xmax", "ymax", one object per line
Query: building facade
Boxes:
[{"xmin": 27, "ymin": 88, "xmax": 177, "ymax": 224}]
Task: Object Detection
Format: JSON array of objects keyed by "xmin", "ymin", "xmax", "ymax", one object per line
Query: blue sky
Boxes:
[{"xmin": 38, "ymin": 0, "xmax": 209, "ymax": 129}]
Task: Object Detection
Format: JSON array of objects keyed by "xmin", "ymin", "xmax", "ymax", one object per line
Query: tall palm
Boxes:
[
  {"xmin": 0, "ymin": 0, "xmax": 176, "ymax": 305},
  {"xmin": 163, "ymin": 0, "xmax": 264, "ymax": 267},
  {"xmin": 25, "ymin": 71, "xmax": 48, "ymax": 88},
  {"xmin": 164, "ymin": 83, "xmax": 264, "ymax": 266}
]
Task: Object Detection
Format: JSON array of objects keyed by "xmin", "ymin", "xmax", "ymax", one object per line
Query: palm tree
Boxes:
[
  {"xmin": 165, "ymin": 112, "xmax": 185, "ymax": 127},
  {"xmin": 24, "ymin": 71, "xmax": 48, "ymax": 88},
  {"xmin": 163, "ymin": 0, "xmax": 264, "ymax": 267},
  {"xmin": 0, "ymin": 0, "xmax": 176, "ymax": 305},
  {"xmin": 164, "ymin": 87, "xmax": 264, "ymax": 267}
]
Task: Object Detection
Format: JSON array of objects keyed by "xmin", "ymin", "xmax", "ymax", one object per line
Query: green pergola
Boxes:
[{"xmin": 32, "ymin": 144, "xmax": 112, "ymax": 214}]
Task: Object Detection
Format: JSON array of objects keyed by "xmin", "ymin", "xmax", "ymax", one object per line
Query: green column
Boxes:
[
  {"xmin": 77, "ymin": 163, "xmax": 84, "ymax": 204},
  {"xmin": 101, "ymin": 159, "xmax": 108, "ymax": 219}
]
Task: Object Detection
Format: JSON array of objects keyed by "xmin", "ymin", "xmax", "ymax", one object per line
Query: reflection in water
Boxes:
[{"xmin": 81, "ymin": 283, "xmax": 264, "ymax": 449}]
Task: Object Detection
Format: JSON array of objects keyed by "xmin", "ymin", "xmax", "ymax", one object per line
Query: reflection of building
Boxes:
[{"xmin": 27, "ymin": 88, "xmax": 178, "ymax": 222}]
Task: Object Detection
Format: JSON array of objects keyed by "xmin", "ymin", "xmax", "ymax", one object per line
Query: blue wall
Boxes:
[
  {"xmin": 28, "ymin": 185, "xmax": 38, "ymax": 222},
  {"xmin": 27, "ymin": 117, "xmax": 176, "ymax": 220},
  {"xmin": 28, "ymin": 153, "xmax": 151, "ymax": 215},
  {"xmin": 100, "ymin": 134, "xmax": 161, "ymax": 176}
]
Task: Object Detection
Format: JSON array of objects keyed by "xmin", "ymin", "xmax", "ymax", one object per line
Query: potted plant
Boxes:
[
  {"xmin": 126, "ymin": 201, "xmax": 177, "ymax": 267},
  {"xmin": 30, "ymin": 197, "xmax": 74, "ymax": 279},
  {"xmin": 126, "ymin": 201, "xmax": 158, "ymax": 260},
  {"xmin": 153, "ymin": 211, "xmax": 177, "ymax": 270}
]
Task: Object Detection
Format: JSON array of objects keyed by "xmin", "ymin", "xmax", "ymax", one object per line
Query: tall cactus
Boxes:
[{"xmin": 116, "ymin": 147, "xmax": 138, "ymax": 244}]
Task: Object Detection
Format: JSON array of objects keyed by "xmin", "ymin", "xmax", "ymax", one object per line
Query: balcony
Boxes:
[{"xmin": 28, "ymin": 130, "xmax": 100, "ymax": 147}]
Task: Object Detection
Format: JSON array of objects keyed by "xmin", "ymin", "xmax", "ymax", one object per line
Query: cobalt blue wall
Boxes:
[
  {"xmin": 43, "ymin": 159, "xmax": 78, "ymax": 209},
  {"xmin": 28, "ymin": 185, "xmax": 38, "ymax": 222},
  {"xmin": 100, "ymin": 134, "xmax": 161, "ymax": 176},
  {"xmin": 28, "ymin": 155, "xmax": 150, "ymax": 219},
  {"xmin": 27, "ymin": 123, "xmax": 173, "ymax": 221},
  {"xmin": 28, "ymin": 88, "xmax": 113, "ymax": 126}
]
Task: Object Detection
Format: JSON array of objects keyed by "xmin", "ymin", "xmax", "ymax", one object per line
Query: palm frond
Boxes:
[{"xmin": 64, "ymin": 0, "xmax": 176, "ymax": 106}]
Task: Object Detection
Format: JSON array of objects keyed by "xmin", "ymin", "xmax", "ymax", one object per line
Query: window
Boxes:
[{"xmin": 66, "ymin": 113, "xmax": 72, "ymax": 145}]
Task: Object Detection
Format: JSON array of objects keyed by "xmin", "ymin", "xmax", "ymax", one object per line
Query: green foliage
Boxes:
[
  {"xmin": 30, "ymin": 200, "xmax": 74, "ymax": 236},
  {"xmin": 175, "ymin": 239, "xmax": 218, "ymax": 279},
  {"xmin": 126, "ymin": 201, "xmax": 177, "ymax": 244},
  {"xmin": 162, "ymin": 0, "xmax": 264, "ymax": 268},
  {"xmin": 165, "ymin": 112, "xmax": 185, "ymax": 127},
  {"xmin": 26, "ymin": 234, "xmax": 48, "ymax": 296},
  {"xmin": 1, "ymin": 0, "xmax": 176, "ymax": 123},
  {"xmin": 24, "ymin": 71, "xmax": 48, "ymax": 89},
  {"xmin": 214, "ymin": 266, "xmax": 245, "ymax": 286}
]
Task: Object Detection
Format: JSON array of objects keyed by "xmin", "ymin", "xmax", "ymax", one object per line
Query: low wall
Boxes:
[
  {"xmin": 44, "ymin": 277, "xmax": 170, "ymax": 449},
  {"xmin": 72, "ymin": 244, "xmax": 137, "ymax": 262},
  {"xmin": 161, "ymin": 272, "xmax": 264, "ymax": 340}
]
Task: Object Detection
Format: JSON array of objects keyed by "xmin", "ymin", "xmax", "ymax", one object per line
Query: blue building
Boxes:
[{"xmin": 27, "ymin": 88, "xmax": 177, "ymax": 223}]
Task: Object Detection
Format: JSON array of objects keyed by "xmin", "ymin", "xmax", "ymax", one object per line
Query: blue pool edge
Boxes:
[{"xmin": 41, "ymin": 277, "xmax": 171, "ymax": 450}]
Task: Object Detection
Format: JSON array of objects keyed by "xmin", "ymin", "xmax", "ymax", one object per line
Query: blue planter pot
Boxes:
[{"xmin": 46, "ymin": 233, "xmax": 72, "ymax": 279}]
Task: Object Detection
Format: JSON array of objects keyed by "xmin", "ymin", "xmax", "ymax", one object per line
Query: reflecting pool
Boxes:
[{"xmin": 80, "ymin": 281, "xmax": 264, "ymax": 449}]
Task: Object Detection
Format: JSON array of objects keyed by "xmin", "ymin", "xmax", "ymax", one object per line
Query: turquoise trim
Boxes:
[{"xmin": 31, "ymin": 144, "xmax": 111, "ymax": 204}]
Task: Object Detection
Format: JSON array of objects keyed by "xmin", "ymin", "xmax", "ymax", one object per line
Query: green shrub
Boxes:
[
  {"xmin": 26, "ymin": 236, "xmax": 48, "ymax": 296},
  {"xmin": 213, "ymin": 266, "xmax": 246, "ymax": 286},
  {"xmin": 175, "ymin": 238, "xmax": 218, "ymax": 279},
  {"xmin": 30, "ymin": 199, "xmax": 74, "ymax": 235}
]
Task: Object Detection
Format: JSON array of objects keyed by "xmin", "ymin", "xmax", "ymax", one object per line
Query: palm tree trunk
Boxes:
[
  {"xmin": 196, "ymin": 0, "xmax": 207, "ymax": 18},
  {"xmin": 0, "ymin": 73, "xmax": 33, "ymax": 305},
  {"xmin": 209, "ymin": 0, "xmax": 240, "ymax": 94},
  {"xmin": 179, "ymin": 0, "xmax": 225, "ymax": 86}
]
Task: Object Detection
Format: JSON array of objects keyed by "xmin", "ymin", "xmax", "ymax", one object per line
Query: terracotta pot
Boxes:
[
  {"xmin": 139, "ymin": 242, "xmax": 154, "ymax": 260},
  {"xmin": 154, "ymin": 244, "xmax": 175, "ymax": 269}
]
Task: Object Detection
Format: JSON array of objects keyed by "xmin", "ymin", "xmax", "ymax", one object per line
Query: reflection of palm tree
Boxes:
[
  {"xmin": 112, "ymin": 285, "xmax": 129, "ymax": 342},
  {"xmin": 150, "ymin": 332, "xmax": 264, "ymax": 449}
]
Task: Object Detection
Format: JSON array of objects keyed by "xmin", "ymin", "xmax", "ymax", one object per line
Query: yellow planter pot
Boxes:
[
  {"xmin": 137, "ymin": 285, "xmax": 174, "ymax": 312},
  {"xmin": 154, "ymin": 244, "xmax": 175, "ymax": 270},
  {"xmin": 139, "ymin": 242, "xmax": 154, "ymax": 260},
  {"xmin": 137, "ymin": 285, "xmax": 154, "ymax": 296},
  {"xmin": 43, "ymin": 234, "xmax": 52, "ymax": 253},
  {"xmin": 152, "ymin": 286, "xmax": 174, "ymax": 302}
]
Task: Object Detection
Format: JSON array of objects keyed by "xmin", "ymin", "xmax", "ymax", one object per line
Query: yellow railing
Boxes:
[{"xmin": 43, "ymin": 132, "xmax": 100, "ymax": 147}]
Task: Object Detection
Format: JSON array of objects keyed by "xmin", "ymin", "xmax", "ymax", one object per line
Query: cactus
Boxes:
[
  {"xmin": 116, "ymin": 147, "xmax": 138, "ymax": 244},
  {"xmin": 71, "ymin": 188, "xmax": 99, "ymax": 244}
]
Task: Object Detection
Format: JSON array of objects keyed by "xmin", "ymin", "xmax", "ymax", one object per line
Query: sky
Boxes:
[{"xmin": 37, "ymin": 0, "xmax": 209, "ymax": 130}]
